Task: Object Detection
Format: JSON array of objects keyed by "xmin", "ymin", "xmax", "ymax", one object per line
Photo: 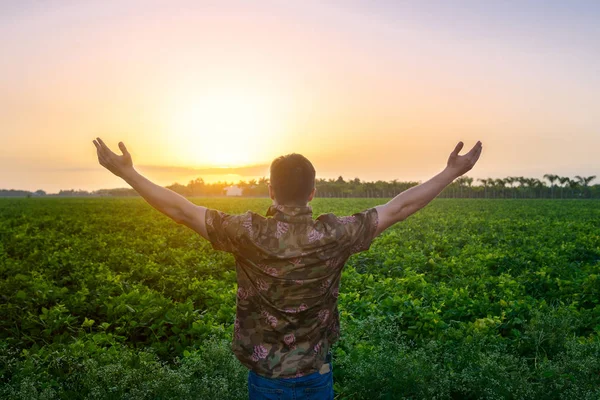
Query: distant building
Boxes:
[{"xmin": 224, "ymin": 185, "xmax": 243, "ymax": 196}]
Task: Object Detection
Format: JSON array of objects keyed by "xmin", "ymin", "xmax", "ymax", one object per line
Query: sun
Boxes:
[{"xmin": 168, "ymin": 89, "xmax": 282, "ymax": 168}]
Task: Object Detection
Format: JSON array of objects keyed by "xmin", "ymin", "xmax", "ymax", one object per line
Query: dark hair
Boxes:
[{"xmin": 270, "ymin": 153, "xmax": 316, "ymax": 205}]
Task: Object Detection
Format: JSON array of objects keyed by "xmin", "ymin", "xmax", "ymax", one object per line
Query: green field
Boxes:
[{"xmin": 1, "ymin": 198, "xmax": 599, "ymax": 399}]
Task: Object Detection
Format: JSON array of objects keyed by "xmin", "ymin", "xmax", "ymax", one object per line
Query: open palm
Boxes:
[
  {"xmin": 447, "ymin": 141, "xmax": 483, "ymax": 177},
  {"xmin": 93, "ymin": 137, "xmax": 134, "ymax": 178}
]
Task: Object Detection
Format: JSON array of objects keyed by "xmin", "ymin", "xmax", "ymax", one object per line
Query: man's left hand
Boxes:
[{"xmin": 93, "ymin": 137, "xmax": 135, "ymax": 178}]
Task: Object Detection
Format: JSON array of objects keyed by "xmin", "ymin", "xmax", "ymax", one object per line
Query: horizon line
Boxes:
[{"xmin": 2, "ymin": 172, "xmax": 597, "ymax": 195}]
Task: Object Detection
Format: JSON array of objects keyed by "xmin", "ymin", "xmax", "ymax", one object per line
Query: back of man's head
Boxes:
[{"xmin": 270, "ymin": 153, "xmax": 316, "ymax": 206}]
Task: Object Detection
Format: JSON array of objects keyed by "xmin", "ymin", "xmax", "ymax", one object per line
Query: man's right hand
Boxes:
[
  {"xmin": 446, "ymin": 141, "xmax": 483, "ymax": 178},
  {"xmin": 92, "ymin": 137, "xmax": 211, "ymax": 240}
]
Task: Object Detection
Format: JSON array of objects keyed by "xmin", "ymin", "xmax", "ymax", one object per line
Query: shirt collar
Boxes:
[{"xmin": 266, "ymin": 204, "xmax": 313, "ymax": 223}]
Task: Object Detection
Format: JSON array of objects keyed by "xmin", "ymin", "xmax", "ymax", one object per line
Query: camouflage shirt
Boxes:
[{"xmin": 204, "ymin": 204, "xmax": 379, "ymax": 379}]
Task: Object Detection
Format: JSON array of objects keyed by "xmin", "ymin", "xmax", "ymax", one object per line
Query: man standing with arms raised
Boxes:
[{"xmin": 93, "ymin": 138, "xmax": 482, "ymax": 399}]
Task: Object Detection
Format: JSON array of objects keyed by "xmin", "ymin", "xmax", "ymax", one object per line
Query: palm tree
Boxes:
[
  {"xmin": 543, "ymin": 174, "xmax": 559, "ymax": 199},
  {"xmin": 558, "ymin": 176, "xmax": 570, "ymax": 199},
  {"xmin": 455, "ymin": 176, "xmax": 471, "ymax": 198},
  {"xmin": 531, "ymin": 178, "xmax": 545, "ymax": 199},
  {"xmin": 575, "ymin": 175, "xmax": 597, "ymax": 198},
  {"xmin": 583, "ymin": 175, "xmax": 596, "ymax": 186},
  {"xmin": 516, "ymin": 177, "xmax": 528, "ymax": 199},
  {"xmin": 504, "ymin": 176, "xmax": 517, "ymax": 199},
  {"xmin": 520, "ymin": 178, "xmax": 539, "ymax": 198},
  {"xmin": 478, "ymin": 178, "xmax": 490, "ymax": 198},
  {"xmin": 494, "ymin": 178, "xmax": 507, "ymax": 198},
  {"xmin": 464, "ymin": 176, "xmax": 474, "ymax": 198},
  {"xmin": 566, "ymin": 178, "xmax": 580, "ymax": 198},
  {"xmin": 523, "ymin": 178, "xmax": 531, "ymax": 198}
]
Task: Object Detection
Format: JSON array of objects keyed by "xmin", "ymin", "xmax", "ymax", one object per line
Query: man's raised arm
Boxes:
[
  {"xmin": 374, "ymin": 141, "xmax": 483, "ymax": 237},
  {"xmin": 92, "ymin": 137, "xmax": 209, "ymax": 240}
]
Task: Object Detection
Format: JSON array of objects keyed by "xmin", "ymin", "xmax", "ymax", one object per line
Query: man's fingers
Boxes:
[
  {"xmin": 94, "ymin": 140, "xmax": 110, "ymax": 167},
  {"xmin": 96, "ymin": 147, "xmax": 110, "ymax": 166},
  {"xmin": 95, "ymin": 137, "xmax": 109, "ymax": 156},
  {"xmin": 463, "ymin": 142, "xmax": 482, "ymax": 163},
  {"xmin": 476, "ymin": 144, "xmax": 483, "ymax": 160},
  {"xmin": 96, "ymin": 137, "xmax": 107, "ymax": 150},
  {"xmin": 466, "ymin": 141, "xmax": 482, "ymax": 156},
  {"xmin": 118, "ymin": 141, "xmax": 130, "ymax": 156},
  {"xmin": 97, "ymin": 137, "xmax": 117, "ymax": 157},
  {"xmin": 451, "ymin": 141, "xmax": 464, "ymax": 157},
  {"xmin": 97, "ymin": 151, "xmax": 107, "ymax": 166},
  {"xmin": 469, "ymin": 143, "xmax": 483, "ymax": 163}
]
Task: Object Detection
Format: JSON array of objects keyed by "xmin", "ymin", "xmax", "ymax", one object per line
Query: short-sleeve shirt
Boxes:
[{"xmin": 204, "ymin": 204, "xmax": 379, "ymax": 379}]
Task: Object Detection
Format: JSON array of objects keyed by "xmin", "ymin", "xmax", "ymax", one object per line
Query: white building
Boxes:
[{"xmin": 224, "ymin": 185, "xmax": 243, "ymax": 196}]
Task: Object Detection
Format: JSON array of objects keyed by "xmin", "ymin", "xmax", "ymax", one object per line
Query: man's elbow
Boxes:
[
  {"xmin": 395, "ymin": 209, "xmax": 408, "ymax": 222},
  {"xmin": 396, "ymin": 203, "xmax": 419, "ymax": 222}
]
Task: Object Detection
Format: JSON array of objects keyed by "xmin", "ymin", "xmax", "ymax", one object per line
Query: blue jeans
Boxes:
[{"xmin": 248, "ymin": 352, "xmax": 334, "ymax": 400}]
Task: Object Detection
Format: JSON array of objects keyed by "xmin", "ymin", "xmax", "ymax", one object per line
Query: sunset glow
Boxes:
[
  {"xmin": 167, "ymin": 88, "xmax": 284, "ymax": 168},
  {"xmin": 1, "ymin": 1, "xmax": 599, "ymax": 192}
]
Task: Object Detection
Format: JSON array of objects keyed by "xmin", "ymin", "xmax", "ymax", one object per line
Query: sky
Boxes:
[{"xmin": 1, "ymin": 0, "xmax": 599, "ymax": 193}]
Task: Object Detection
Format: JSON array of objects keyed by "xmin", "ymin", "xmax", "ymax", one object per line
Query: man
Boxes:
[{"xmin": 93, "ymin": 138, "xmax": 482, "ymax": 399}]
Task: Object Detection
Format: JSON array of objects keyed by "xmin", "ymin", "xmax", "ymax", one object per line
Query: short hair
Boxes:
[{"xmin": 270, "ymin": 153, "xmax": 316, "ymax": 205}]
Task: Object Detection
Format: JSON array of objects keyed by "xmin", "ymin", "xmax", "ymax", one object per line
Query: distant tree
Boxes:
[
  {"xmin": 505, "ymin": 177, "xmax": 518, "ymax": 199},
  {"xmin": 524, "ymin": 178, "xmax": 539, "ymax": 198},
  {"xmin": 166, "ymin": 183, "xmax": 190, "ymax": 196},
  {"xmin": 583, "ymin": 175, "xmax": 596, "ymax": 186},
  {"xmin": 494, "ymin": 178, "xmax": 507, "ymax": 198},
  {"xmin": 253, "ymin": 177, "xmax": 270, "ymax": 197},
  {"xmin": 532, "ymin": 178, "xmax": 546, "ymax": 198},
  {"xmin": 242, "ymin": 179, "xmax": 265, "ymax": 197},
  {"xmin": 453, "ymin": 176, "xmax": 472, "ymax": 198},
  {"xmin": 10, "ymin": 172, "xmax": 597, "ymax": 200},
  {"xmin": 0, "ymin": 189, "xmax": 33, "ymax": 197},
  {"xmin": 575, "ymin": 175, "xmax": 596, "ymax": 198},
  {"xmin": 478, "ymin": 178, "xmax": 490, "ymax": 198},
  {"xmin": 557, "ymin": 176, "xmax": 570, "ymax": 199},
  {"xmin": 187, "ymin": 178, "xmax": 205, "ymax": 196},
  {"xmin": 464, "ymin": 176, "xmax": 474, "ymax": 198},
  {"xmin": 543, "ymin": 174, "xmax": 559, "ymax": 199},
  {"xmin": 516, "ymin": 177, "xmax": 528, "ymax": 198},
  {"xmin": 566, "ymin": 178, "xmax": 580, "ymax": 198}
]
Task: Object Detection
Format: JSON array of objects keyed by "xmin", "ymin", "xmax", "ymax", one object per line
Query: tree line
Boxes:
[
  {"xmin": 166, "ymin": 174, "xmax": 598, "ymax": 199},
  {"xmin": 144, "ymin": 174, "xmax": 600, "ymax": 199},
  {"xmin": 4, "ymin": 174, "xmax": 596, "ymax": 199}
]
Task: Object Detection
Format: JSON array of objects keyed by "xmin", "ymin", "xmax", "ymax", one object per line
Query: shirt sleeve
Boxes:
[
  {"xmin": 204, "ymin": 208, "xmax": 250, "ymax": 253},
  {"xmin": 339, "ymin": 207, "xmax": 380, "ymax": 255}
]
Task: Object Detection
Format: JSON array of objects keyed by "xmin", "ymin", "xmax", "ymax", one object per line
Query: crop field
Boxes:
[{"xmin": 1, "ymin": 197, "xmax": 599, "ymax": 399}]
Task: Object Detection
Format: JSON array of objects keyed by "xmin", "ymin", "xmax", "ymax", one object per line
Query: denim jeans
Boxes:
[{"xmin": 248, "ymin": 352, "xmax": 334, "ymax": 400}]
